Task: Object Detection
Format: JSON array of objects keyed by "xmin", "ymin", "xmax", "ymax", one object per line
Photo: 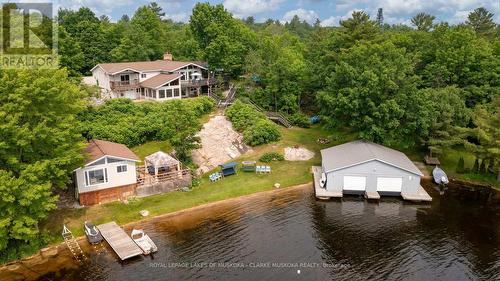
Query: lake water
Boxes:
[{"xmin": 30, "ymin": 182, "xmax": 500, "ymax": 280}]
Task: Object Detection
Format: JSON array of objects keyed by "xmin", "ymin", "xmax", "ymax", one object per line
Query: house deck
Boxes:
[
  {"xmin": 97, "ymin": 222, "xmax": 142, "ymax": 260},
  {"xmin": 312, "ymin": 166, "xmax": 342, "ymax": 199}
]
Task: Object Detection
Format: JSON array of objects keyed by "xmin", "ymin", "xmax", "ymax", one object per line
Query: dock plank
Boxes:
[
  {"xmin": 364, "ymin": 191, "xmax": 380, "ymax": 200},
  {"xmin": 401, "ymin": 186, "xmax": 433, "ymax": 202},
  {"xmin": 97, "ymin": 222, "xmax": 142, "ymax": 260}
]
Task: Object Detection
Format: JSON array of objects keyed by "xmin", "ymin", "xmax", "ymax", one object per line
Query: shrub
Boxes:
[
  {"xmin": 225, "ymin": 100, "xmax": 266, "ymax": 131},
  {"xmin": 456, "ymin": 156, "xmax": 465, "ymax": 173},
  {"xmin": 80, "ymin": 97, "xmax": 211, "ymax": 160},
  {"xmin": 260, "ymin": 152, "xmax": 284, "ymax": 162},
  {"xmin": 289, "ymin": 112, "xmax": 310, "ymax": 128},
  {"xmin": 243, "ymin": 119, "xmax": 281, "ymax": 146},
  {"xmin": 226, "ymin": 100, "xmax": 282, "ymax": 146}
]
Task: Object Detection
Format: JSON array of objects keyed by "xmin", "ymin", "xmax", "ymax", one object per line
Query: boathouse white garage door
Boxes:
[
  {"xmin": 376, "ymin": 177, "xmax": 403, "ymax": 192},
  {"xmin": 343, "ymin": 176, "xmax": 366, "ymax": 191}
]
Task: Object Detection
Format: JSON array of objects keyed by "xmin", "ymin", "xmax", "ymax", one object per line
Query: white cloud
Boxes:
[
  {"xmin": 223, "ymin": 0, "xmax": 284, "ymax": 18},
  {"xmin": 59, "ymin": 0, "xmax": 134, "ymax": 15},
  {"xmin": 165, "ymin": 12, "xmax": 189, "ymax": 23},
  {"xmin": 320, "ymin": 10, "xmax": 360, "ymax": 27},
  {"xmin": 281, "ymin": 8, "xmax": 319, "ymax": 24},
  {"xmin": 332, "ymin": 0, "xmax": 500, "ymax": 23}
]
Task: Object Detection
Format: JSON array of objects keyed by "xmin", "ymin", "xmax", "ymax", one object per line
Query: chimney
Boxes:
[{"xmin": 163, "ymin": 53, "xmax": 173, "ymax": 61}]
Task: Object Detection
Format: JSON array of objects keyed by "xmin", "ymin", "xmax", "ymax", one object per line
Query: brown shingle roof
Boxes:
[
  {"xmin": 95, "ymin": 60, "xmax": 207, "ymax": 74},
  {"xmin": 140, "ymin": 74, "xmax": 182, "ymax": 89},
  {"xmin": 84, "ymin": 139, "xmax": 140, "ymax": 165}
]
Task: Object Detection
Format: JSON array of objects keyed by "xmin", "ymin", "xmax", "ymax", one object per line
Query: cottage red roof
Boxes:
[{"xmin": 84, "ymin": 139, "xmax": 140, "ymax": 165}]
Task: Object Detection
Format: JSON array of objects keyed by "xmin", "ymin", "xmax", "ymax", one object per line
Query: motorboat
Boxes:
[
  {"xmin": 320, "ymin": 173, "xmax": 327, "ymax": 188},
  {"xmin": 131, "ymin": 229, "xmax": 157, "ymax": 255},
  {"xmin": 84, "ymin": 221, "xmax": 103, "ymax": 244},
  {"xmin": 432, "ymin": 166, "xmax": 449, "ymax": 185}
]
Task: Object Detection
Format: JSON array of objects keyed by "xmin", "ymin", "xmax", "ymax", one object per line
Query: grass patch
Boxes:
[{"xmin": 131, "ymin": 140, "xmax": 172, "ymax": 163}]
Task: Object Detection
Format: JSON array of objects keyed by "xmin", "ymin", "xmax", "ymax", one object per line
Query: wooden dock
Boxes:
[
  {"xmin": 401, "ymin": 186, "xmax": 433, "ymax": 202},
  {"xmin": 97, "ymin": 222, "xmax": 142, "ymax": 260},
  {"xmin": 364, "ymin": 191, "xmax": 380, "ymax": 200},
  {"xmin": 312, "ymin": 166, "xmax": 342, "ymax": 199}
]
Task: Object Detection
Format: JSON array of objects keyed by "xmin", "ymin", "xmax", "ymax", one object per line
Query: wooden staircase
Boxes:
[
  {"xmin": 245, "ymin": 99, "xmax": 292, "ymax": 128},
  {"xmin": 62, "ymin": 225, "xmax": 87, "ymax": 262}
]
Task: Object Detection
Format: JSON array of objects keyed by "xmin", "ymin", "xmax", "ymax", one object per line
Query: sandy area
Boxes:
[
  {"xmin": 192, "ymin": 115, "xmax": 252, "ymax": 174},
  {"xmin": 284, "ymin": 147, "xmax": 315, "ymax": 161}
]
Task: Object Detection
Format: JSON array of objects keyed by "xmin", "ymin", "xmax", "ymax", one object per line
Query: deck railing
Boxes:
[
  {"xmin": 136, "ymin": 168, "xmax": 191, "ymax": 187},
  {"xmin": 182, "ymin": 77, "xmax": 216, "ymax": 87},
  {"xmin": 110, "ymin": 79, "xmax": 140, "ymax": 91}
]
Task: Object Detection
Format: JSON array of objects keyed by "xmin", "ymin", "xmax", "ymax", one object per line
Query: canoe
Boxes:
[
  {"xmin": 131, "ymin": 229, "xmax": 157, "ymax": 255},
  {"xmin": 432, "ymin": 166, "xmax": 449, "ymax": 185}
]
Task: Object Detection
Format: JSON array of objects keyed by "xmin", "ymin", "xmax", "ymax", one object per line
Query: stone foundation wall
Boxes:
[{"xmin": 135, "ymin": 174, "xmax": 192, "ymax": 197}]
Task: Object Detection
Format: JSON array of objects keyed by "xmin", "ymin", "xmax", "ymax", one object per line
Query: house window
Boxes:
[
  {"xmin": 166, "ymin": 89, "xmax": 172, "ymax": 98},
  {"xmin": 170, "ymin": 79, "xmax": 179, "ymax": 86},
  {"xmin": 159, "ymin": 90, "xmax": 165, "ymax": 98},
  {"xmin": 152, "ymin": 90, "xmax": 157, "ymax": 98},
  {"xmin": 141, "ymin": 73, "xmax": 147, "ymax": 78},
  {"xmin": 120, "ymin": 75, "xmax": 130, "ymax": 82},
  {"xmin": 85, "ymin": 168, "xmax": 108, "ymax": 186},
  {"xmin": 117, "ymin": 165, "xmax": 127, "ymax": 173},
  {"xmin": 174, "ymin": 88, "xmax": 180, "ymax": 97},
  {"xmin": 181, "ymin": 74, "xmax": 186, "ymax": 81}
]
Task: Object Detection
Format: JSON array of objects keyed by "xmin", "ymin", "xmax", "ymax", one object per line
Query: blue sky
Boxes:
[{"xmin": 58, "ymin": 0, "xmax": 500, "ymax": 26}]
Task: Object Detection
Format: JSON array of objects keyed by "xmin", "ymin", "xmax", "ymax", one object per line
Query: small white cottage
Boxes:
[
  {"xmin": 74, "ymin": 139, "xmax": 140, "ymax": 205},
  {"xmin": 316, "ymin": 140, "xmax": 431, "ymax": 201}
]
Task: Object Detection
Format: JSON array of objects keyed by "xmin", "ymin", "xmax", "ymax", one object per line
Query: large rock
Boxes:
[{"xmin": 192, "ymin": 115, "xmax": 252, "ymax": 174}]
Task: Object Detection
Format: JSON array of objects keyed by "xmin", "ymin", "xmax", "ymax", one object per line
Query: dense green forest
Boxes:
[{"xmin": 0, "ymin": 2, "xmax": 498, "ymax": 262}]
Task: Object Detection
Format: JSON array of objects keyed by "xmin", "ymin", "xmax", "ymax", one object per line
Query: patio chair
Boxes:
[
  {"xmin": 265, "ymin": 166, "xmax": 271, "ymax": 173},
  {"xmin": 255, "ymin": 166, "xmax": 262, "ymax": 174}
]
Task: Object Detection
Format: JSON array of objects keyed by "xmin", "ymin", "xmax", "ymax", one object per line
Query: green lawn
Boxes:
[
  {"xmin": 437, "ymin": 148, "xmax": 499, "ymax": 188},
  {"xmin": 131, "ymin": 140, "xmax": 172, "ymax": 163}
]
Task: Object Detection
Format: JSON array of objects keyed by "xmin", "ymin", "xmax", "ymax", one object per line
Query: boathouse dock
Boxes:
[{"xmin": 97, "ymin": 221, "xmax": 142, "ymax": 260}]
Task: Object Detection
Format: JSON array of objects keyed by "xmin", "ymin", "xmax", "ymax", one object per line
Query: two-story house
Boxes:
[{"xmin": 89, "ymin": 53, "xmax": 216, "ymax": 101}]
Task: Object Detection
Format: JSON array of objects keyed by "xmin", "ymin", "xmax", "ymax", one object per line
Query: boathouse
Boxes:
[{"xmin": 314, "ymin": 140, "xmax": 431, "ymax": 201}]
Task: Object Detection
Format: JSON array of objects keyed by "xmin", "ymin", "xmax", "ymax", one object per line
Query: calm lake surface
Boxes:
[{"xmin": 35, "ymin": 182, "xmax": 499, "ymax": 281}]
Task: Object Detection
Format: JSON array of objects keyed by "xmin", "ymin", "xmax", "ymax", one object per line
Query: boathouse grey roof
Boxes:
[{"xmin": 320, "ymin": 140, "xmax": 423, "ymax": 176}]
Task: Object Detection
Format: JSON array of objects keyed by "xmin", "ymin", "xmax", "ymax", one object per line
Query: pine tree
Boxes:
[
  {"xmin": 479, "ymin": 159, "xmax": 487, "ymax": 174},
  {"xmin": 466, "ymin": 7, "xmax": 496, "ymax": 37},
  {"xmin": 456, "ymin": 156, "xmax": 465, "ymax": 173},
  {"xmin": 376, "ymin": 8, "xmax": 384, "ymax": 27},
  {"xmin": 473, "ymin": 158, "xmax": 480, "ymax": 173}
]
